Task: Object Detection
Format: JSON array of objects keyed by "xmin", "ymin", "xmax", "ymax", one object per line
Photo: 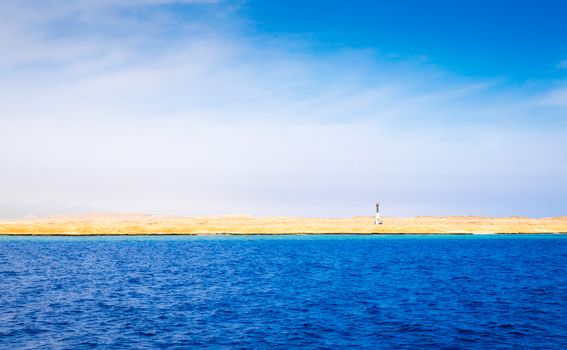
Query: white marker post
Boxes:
[{"xmin": 375, "ymin": 202, "xmax": 383, "ymax": 225}]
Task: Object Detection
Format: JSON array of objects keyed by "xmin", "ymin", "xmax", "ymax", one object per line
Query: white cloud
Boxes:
[
  {"xmin": 0, "ymin": 0, "xmax": 566, "ymax": 218},
  {"xmin": 540, "ymin": 85, "xmax": 567, "ymax": 107}
]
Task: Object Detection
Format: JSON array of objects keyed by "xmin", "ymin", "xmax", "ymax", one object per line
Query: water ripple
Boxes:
[{"xmin": 0, "ymin": 235, "xmax": 566, "ymax": 349}]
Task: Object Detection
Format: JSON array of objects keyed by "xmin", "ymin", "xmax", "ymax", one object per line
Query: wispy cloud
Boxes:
[
  {"xmin": 539, "ymin": 85, "xmax": 567, "ymax": 107},
  {"xmin": 0, "ymin": 0, "xmax": 566, "ymax": 218}
]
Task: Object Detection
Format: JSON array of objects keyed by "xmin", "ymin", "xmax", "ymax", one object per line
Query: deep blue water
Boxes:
[{"xmin": 1, "ymin": 235, "xmax": 567, "ymax": 349}]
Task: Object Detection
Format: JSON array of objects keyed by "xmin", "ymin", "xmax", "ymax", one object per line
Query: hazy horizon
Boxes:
[{"xmin": 1, "ymin": 0, "xmax": 567, "ymax": 219}]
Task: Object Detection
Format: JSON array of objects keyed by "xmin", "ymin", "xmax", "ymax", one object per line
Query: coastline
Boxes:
[{"xmin": 1, "ymin": 214, "xmax": 566, "ymax": 235}]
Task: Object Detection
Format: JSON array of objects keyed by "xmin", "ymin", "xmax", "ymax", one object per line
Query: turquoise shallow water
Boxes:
[{"xmin": 1, "ymin": 234, "xmax": 566, "ymax": 349}]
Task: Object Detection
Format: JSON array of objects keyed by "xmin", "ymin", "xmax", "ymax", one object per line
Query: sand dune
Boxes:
[{"xmin": 1, "ymin": 214, "xmax": 566, "ymax": 235}]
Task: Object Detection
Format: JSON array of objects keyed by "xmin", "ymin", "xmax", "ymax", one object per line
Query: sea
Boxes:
[{"xmin": 1, "ymin": 234, "xmax": 566, "ymax": 349}]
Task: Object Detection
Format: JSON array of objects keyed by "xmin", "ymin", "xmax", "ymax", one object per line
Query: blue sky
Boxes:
[
  {"xmin": 244, "ymin": 0, "xmax": 567, "ymax": 81},
  {"xmin": 0, "ymin": 0, "xmax": 566, "ymax": 218}
]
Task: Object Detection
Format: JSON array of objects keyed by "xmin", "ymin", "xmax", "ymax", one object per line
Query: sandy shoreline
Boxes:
[{"xmin": 1, "ymin": 214, "xmax": 566, "ymax": 235}]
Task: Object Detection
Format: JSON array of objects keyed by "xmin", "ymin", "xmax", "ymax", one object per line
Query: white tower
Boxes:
[{"xmin": 375, "ymin": 202, "xmax": 383, "ymax": 225}]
